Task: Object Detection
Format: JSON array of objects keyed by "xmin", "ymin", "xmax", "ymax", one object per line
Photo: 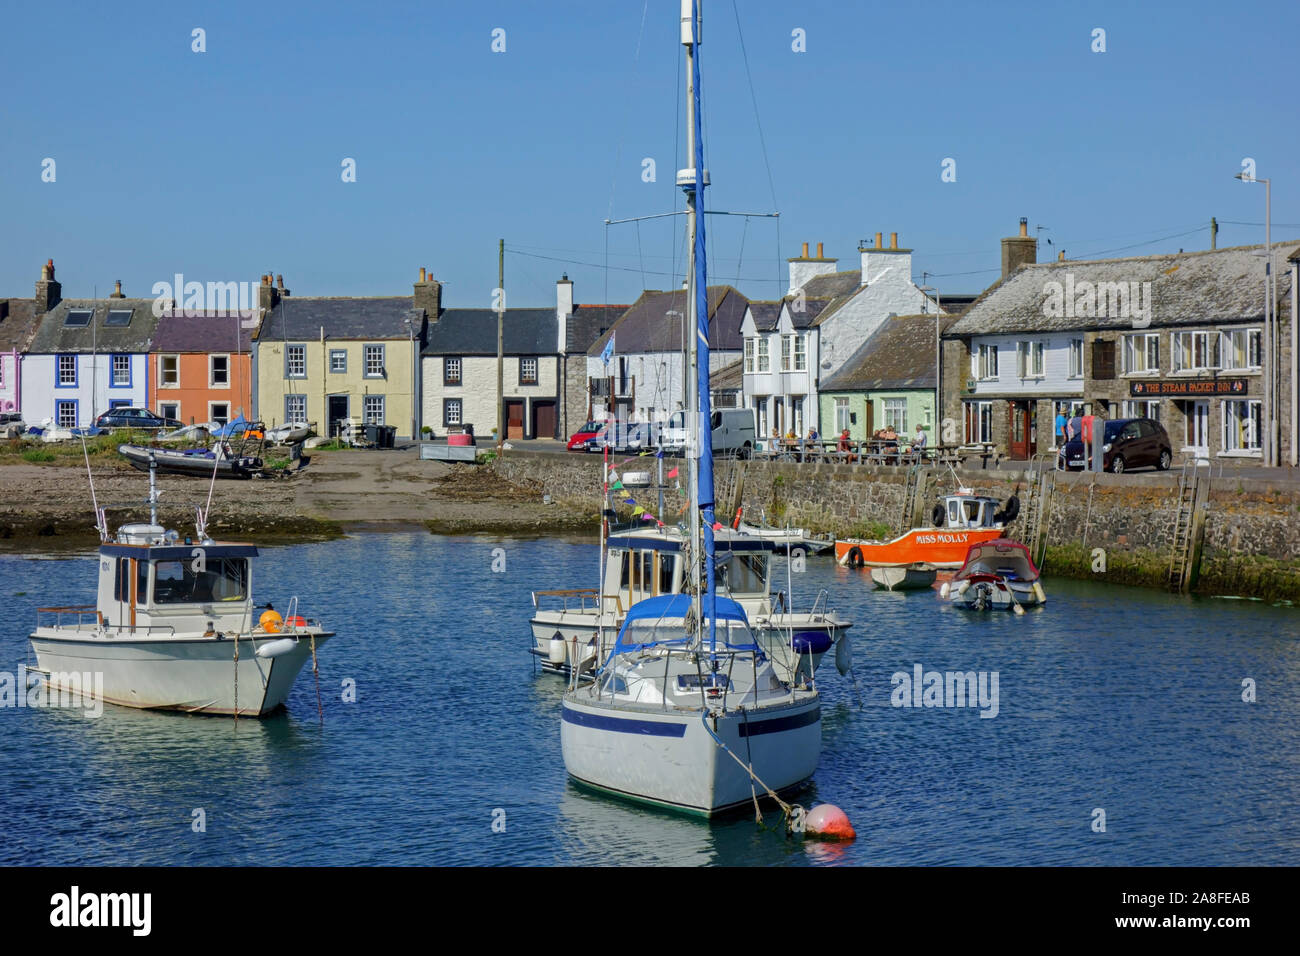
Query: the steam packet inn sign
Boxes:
[{"xmin": 1130, "ymin": 379, "xmax": 1248, "ymax": 397}]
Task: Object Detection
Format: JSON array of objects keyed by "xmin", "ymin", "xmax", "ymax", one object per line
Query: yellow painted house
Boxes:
[{"xmin": 253, "ymin": 275, "xmax": 433, "ymax": 439}]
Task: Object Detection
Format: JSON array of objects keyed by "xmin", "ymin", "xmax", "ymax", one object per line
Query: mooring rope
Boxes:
[
  {"xmin": 309, "ymin": 631, "xmax": 323, "ymax": 723},
  {"xmin": 699, "ymin": 708, "xmax": 804, "ymax": 832}
]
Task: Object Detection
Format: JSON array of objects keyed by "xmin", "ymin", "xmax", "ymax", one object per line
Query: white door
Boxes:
[{"xmin": 1186, "ymin": 400, "xmax": 1209, "ymax": 457}]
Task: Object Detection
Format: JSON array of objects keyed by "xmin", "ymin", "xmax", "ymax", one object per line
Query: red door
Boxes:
[
  {"xmin": 506, "ymin": 401, "xmax": 525, "ymax": 439},
  {"xmin": 1008, "ymin": 401, "xmax": 1035, "ymax": 459}
]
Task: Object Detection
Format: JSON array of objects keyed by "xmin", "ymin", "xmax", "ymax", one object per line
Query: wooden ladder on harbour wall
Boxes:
[
  {"xmin": 900, "ymin": 464, "xmax": 931, "ymax": 533},
  {"xmin": 1016, "ymin": 455, "xmax": 1057, "ymax": 569},
  {"xmin": 1167, "ymin": 459, "xmax": 1213, "ymax": 593}
]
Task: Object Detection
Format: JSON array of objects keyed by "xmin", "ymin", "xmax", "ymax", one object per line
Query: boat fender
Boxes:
[
  {"xmin": 256, "ymin": 637, "xmax": 298, "ymax": 659},
  {"xmin": 803, "ymin": 803, "xmax": 856, "ymax": 841},
  {"xmin": 834, "ymin": 635, "xmax": 852, "ymax": 676},
  {"xmin": 939, "ymin": 582, "xmax": 950, "ymax": 599},
  {"xmin": 954, "ymin": 580, "xmax": 971, "ymax": 596},
  {"xmin": 548, "ymin": 637, "xmax": 567, "ymax": 664},
  {"xmin": 258, "ymin": 609, "xmax": 283, "ymax": 633},
  {"xmin": 1032, "ymin": 581, "xmax": 1046, "ymax": 604},
  {"xmin": 847, "ymin": 547, "xmax": 864, "ymax": 569},
  {"xmin": 792, "ymin": 631, "xmax": 833, "ymax": 656},
  {"xmin": 932, "ymin": 503, "xmax": 945, "ymax": 527},
  {"xmin": 994, "ymin": 495, "xmax": 1020, "ymax": 525}
]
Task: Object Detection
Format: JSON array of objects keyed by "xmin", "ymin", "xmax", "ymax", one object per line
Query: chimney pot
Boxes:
[
  {"xmin": 1019, "ymin": 217, "xmax": 1028, "ymax": 238},
  {"xmin": 874, "ymin": 231, "xmax": 883, "ymax": 249},
  {"xmin": 1058, "ymin": 250, "xmax": 1066, "ymax": 261},
  {"xmin": 816, "ymin": 242, "xmax": 824, "ymax": 258},
  {"xmin": 419, "ymin": 267, "xmax": 427, "ymax": 282},
  {"xmin": 890, "ymin": 232, "xmax": 898, "ymax": 250},
  {"xmin": 276, "ymin": 274, "xmax": 284, "ymax": 290},
  {"xmin": 801, "ymin": 241, "xmax": 809, "ymax": 258}
]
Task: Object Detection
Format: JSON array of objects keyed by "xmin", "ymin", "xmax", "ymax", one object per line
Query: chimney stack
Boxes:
[
  {"xmin": 859, "ymin": 232, "xmax": 912, "ymax": 287},
  {"xmin": 110, "ymin": 279, "xmax": 124, "ymax": 299},
  {"xmin": 786, "ymin": 241, "xmax": 837, "ymax": 295},
  {"xmin": 1001, "ymin": 217, "xmax": 1037, "ymax": 278},
  {"xmin": 414, "ymin": 268, "xmax": 442, "ymax": 321},
  {"xmin": 258, "ymin": 272, "xmax": 280, "ymax": 313},
  {"xmin": 556, "ymin": 274, "xmax": 574, "ymax": 354},
  {"xmin": 35, "ymin": 258, "xmax": 62, "ymax": 314}
]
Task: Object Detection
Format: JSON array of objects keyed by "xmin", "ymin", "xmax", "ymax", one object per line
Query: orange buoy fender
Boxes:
[
  {"xmin": 259, "ymin": 609, "xmax": 283, "ymax": 633},
  {"xmin": 804, "ymin": 804, "xmax": 856, "ymax": 841}
]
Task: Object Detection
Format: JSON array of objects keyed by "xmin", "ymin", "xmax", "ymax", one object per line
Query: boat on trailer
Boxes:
[
  {"xmin": 119, "ymin": 441, "xmax": 263, "ymax": 479},
  {"xmin": 836, "ymin": 489, "xmax": 1018, "ymax": 569},
  {"xmin": 941, "ymin": 538, "xmax": 1046, "ymax": 611},
  {"xmin": 28, "ymin": 451, "xmax": 331, "ymax": 716}
]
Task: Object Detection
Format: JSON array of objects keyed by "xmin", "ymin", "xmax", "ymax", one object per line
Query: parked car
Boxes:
[
  {"xmin": 1058, "ymin": 417, "xmax": 1172, "ymax": 473},
  {"xmin": 585, "ymin": 420, "xmax": 659, "ymax": 453},
  {"xmin": 93, "ymin": 407, "xmax": 184, "ymax": 431},
  {"xmin": 566, "ymin": 421, "xmax": 602, "ymax": 451}
]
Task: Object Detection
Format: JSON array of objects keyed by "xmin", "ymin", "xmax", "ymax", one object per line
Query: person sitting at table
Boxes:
[
  {"xmin": 807, "ymin": 426, "xmax": 818, "ymax": 441},
  {"xmin": 838, "ymin": 428, "xmax": 857, "ymax": 462},
  {"xmin": 911, "ymin": 423, "xmax": 928, "ymax": 461},
  {"xmin": 880, "ymin": 425, "xmax": 899, "ymax": 460}
]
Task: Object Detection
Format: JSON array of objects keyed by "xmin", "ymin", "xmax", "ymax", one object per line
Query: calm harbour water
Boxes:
[{"xmin": 2, "ymin": 531, "xmax": 1298, "ymax": 866}]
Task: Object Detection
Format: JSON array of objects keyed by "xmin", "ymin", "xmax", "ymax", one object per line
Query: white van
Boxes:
[{"xmin": 662, "ymin": 408, "xmax": 756, "ymax": 458}]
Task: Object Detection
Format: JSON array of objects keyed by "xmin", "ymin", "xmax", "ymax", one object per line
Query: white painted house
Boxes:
[
  {"xmin": 585, "ymin": 286, "xmax": 748, "ymax": 425},
  {"xmin": 20, "ymin": 266, "xmax": 161, "ymax": 428},
  {"xmin": 741, "ymin": 237, "xmax": 943, "ymax": 435}
]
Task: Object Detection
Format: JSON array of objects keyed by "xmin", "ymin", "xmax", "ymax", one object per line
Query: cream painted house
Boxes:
[{"xmin": 254, "ymin": 276, "xmax": 430, "ymax": 439}]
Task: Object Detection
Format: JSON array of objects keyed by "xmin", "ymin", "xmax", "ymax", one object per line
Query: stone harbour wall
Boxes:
[{"xmin": 492, "ymin": 451, "xmax": 1300, "ymax": 600}]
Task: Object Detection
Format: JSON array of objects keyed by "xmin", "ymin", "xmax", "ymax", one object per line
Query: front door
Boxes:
[
  {"xmin": 862, "ymin": 399, "xmax": 873, "ymax": 439},
  {"xmin": 328, "ymin": 395, "xmax": 349, "ymax": 438},
  {"xmin": 531, "ymin": 400, "xmax": 557, "ymax": 439},
  {"xmin": 1008, "ymin": 401, "xmax": 1035, "ymax": 459},
  {"xmin": 1187, "ymin": 400, "xmax": 1210, "ymax": 457},
  {"xmin": 506, "ymin": 400, "xmax": 525, "ymax": 439}
]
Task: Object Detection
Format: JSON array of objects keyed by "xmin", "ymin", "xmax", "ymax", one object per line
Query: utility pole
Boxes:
[{"xmin": 497, "ymin": 238, "xmax": 505, "ymax": 453}]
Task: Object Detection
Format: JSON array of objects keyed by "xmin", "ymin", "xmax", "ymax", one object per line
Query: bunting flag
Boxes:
[
  {"xmin": 624, "ymin": 498, "xmax": 637, "ymax": 507},
  {"xmin": 611, "ymin": 480, "xmax": 624, "ymax": 490},
  {"xmin": 666, "ymin": 466, "xmax": 679, "ymax": 479},
  {"xmin": 711, "ymin": 522, "xmax": 724, "ymax": 532},
  {"xmin": 632, "ymin": 506, "xmax": 645, "ymax": 516},
  {"xmin": 641, "ymin": 513, "xmax": 657, "ymax": 522}
]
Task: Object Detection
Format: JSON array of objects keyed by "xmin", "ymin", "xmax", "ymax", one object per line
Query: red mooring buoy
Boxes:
[{"xmin": 804, "ymin": 804, "xmax": 856, "ymax": 841}]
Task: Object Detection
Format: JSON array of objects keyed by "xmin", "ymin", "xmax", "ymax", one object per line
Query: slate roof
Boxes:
[
  {"xmin": 944, "ymin": 241, "xmax": 1300, "ymax": 337},
  {"xmin": 26, "ymin": 299, "xmax": 164, "ymax": 354},
  {"xmin": 801, "ymin": 270, "xmax": 861, "ymax": 298},
  {"xmin": 711, "ymin": 358, "xmax": 744, "ymax": 391},
  {"xmin": 588, "ymin": 286, "xmax": 749, "ymax": 356},
  {"xmin": 422, "ymin": 309, "xmax": 557, "ymax": 356},
  {"xmin": 260, "ymin": 297, "xmax": 424, "ymax": 342},
  {"xmin": 820, "ymin": 314, "xmax": 940, "ymax": 391},
  {"xmin": 566, "ymin": 304, "xmax": 627, "ymax": 354},
  {"xmin": 152, "ymin": 311, "xmax": 259, "ymax": 352},
  {"xmin": 0, "ymin": 299, "xmax": 40, "ymax": 352},
  {"xmin": 747, "ymin": 297, "xmax": 832, "ymax": 331}
]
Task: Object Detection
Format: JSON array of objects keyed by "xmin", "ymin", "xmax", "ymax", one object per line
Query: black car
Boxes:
[
  {"xmin": 1058, "ymin": 417, "xmax": 1172, "ymax": 473},
  {"xmin": 93, "ymin": 407, "xmax": 183, "ymax": 431}
]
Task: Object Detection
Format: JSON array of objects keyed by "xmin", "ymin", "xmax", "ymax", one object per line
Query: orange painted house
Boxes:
[{"xmin": 149, "ymin": 311, "xmax": 259, "ymax": 426}]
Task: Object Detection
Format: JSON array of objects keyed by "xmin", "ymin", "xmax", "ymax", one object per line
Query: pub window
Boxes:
[{"xmin": 1091, "ymin": 339, "xmax": 1115, "ymax": 380}]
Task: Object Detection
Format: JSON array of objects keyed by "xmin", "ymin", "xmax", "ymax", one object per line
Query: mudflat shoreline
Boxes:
[{"xmin": 0, "ymin": 446, "xmax": 595, "ymax": 549}]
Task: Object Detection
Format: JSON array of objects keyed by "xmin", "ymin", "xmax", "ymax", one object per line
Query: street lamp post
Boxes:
[{"xmin": 1235, "ymin": 171, "xmax": 1274, "ymax": 466}]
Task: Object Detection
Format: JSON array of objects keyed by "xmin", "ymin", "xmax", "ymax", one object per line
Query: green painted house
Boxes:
[{"xmin": 817, "ymin": 313, "xmax": 940, "ymax": 443}]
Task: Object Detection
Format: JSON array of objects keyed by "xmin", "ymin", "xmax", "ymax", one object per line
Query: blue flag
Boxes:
[{"xmin": 600, "ymin": 332, "xmax": 615, "ymax": 366}]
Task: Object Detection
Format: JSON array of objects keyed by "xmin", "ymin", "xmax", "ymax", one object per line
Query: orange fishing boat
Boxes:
[{"xmin": 835, "ymin": 490, "xmax": 1019, "ymax": 569}]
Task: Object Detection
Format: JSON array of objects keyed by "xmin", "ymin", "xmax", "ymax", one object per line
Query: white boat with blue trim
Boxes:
[{"xmin": 561, "ymin": 0, "xmax": 821, "ymax": 817}]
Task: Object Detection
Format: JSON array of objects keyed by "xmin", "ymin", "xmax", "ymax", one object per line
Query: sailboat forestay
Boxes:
[{"xmin": 560, "ymin": 0, "xmax": 821, "ymax": 816}]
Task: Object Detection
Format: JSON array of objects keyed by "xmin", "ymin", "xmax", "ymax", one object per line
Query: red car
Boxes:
[{"xmin": 566, "ymin": 421, "xmax": 602, "ymax": 451}]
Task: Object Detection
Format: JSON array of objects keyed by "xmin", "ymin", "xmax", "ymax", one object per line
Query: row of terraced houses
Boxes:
[{"xmin": 1, "ymin": 221, "xmax": 1296, "ymax": 465}]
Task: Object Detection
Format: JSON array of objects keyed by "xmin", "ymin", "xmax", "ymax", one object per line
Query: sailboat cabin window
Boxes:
[
  {"xmin": 151, "ymin": 557, "xmax": 248, "ymax": 604},
  {"xmin": 715, "ymin": 553, "xmax": 767, "ymax": 595}
]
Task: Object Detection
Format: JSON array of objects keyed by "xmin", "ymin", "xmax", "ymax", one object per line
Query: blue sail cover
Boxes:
[
  {"xmin": 607, "ymin": 593, "xmax": 757, "ymax": 659},
  {"xmin": 688, "ymin": 1, "xmax": 719, "ymax": 654},
  {"xmin": 214, "ymin": 415, "xmax": 248, "ymax": 437}
]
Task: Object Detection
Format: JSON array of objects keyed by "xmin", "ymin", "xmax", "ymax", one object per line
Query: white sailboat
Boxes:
[
  {"xmin": 28, "ymin": 450, "xmax": 332, "ymax": 716},
  {"xmin": 562, "ymin": 1, "xmax": 820, "ymax": 815}
]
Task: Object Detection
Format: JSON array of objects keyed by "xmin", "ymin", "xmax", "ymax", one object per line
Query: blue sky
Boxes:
[{"xmin": 3, "ymin": 0, "xmax": 1298, "ymax": 309}]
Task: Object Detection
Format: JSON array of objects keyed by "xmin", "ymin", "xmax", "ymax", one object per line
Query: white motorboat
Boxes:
[
  {"xmin": 531, "ymin": 524, "xmax": 851, "ymax": 683},
  {"xmin": 562, "ymin": 595, "xmax": 820, "ymax": 816},
  {"xmin": 941, "ymin": 538, "xmax": 1046, "ymax": 611},
  {"xmin": 266, "ymin": 422, "xmax": 314, "ymax": 445},
  {"xmin": 562, "ymin": 0, "xmax": 820, "ymax": 817},
  {"xmin": 870, "ymin": 563, "xmax": 938, "ymax": 591},
  {"xmin": 27, "ymin": 451, "xmax": 332, "ymax": 716},
  {"xmin": 734, "ymin": 521, "xmax": 835, "ymax": 555}
]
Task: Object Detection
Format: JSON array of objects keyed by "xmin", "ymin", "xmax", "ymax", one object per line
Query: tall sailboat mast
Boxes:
[{"xmin": 681, "ymin": 0, "xmax": 717, "ymax": 654}]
